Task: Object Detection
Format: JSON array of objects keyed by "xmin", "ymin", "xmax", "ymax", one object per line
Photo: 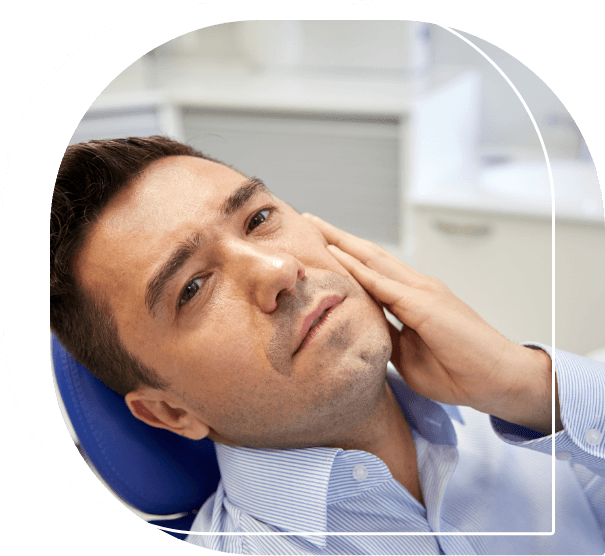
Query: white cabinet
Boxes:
[
  {"xmin": 553, "ymin": 220, "xmax": 605, "ymax": 356},
  {"xmin": 411, "ymin": 205, "xmax": 604, "ymax": 356}
]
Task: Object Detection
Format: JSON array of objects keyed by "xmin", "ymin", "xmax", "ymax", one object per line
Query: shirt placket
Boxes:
[{"xmin": 417, "ymin": 441, "xmax": 479, "ymax": 554}]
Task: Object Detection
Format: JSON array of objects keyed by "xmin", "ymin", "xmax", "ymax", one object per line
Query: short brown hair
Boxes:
[{"xmin": 50, "ymin": 136, "xmax": 231, "ymax": 396}]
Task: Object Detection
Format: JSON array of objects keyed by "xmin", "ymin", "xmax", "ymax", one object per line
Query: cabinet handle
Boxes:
[{"xmin": 435, "ymin": 221, "xmax": 492, "ymax": 237}]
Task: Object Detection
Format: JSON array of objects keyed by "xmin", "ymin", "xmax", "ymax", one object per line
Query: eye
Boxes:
[
  {"xmin": 247, "ymin": 208, "xmax": 272, "ymax": 233},
  {"xmin": 179, "ymin": 277, "xmax": 203, "ymax": 307}
]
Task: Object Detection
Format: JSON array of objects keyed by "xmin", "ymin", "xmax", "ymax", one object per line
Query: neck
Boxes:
[{"xmin": 326, "ymin": 380, "xmax": 424, "ymax": 506}]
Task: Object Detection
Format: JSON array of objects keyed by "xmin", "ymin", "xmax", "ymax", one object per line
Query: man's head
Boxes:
[{"xmin": 51, "ymin": 137, "xmax": 392, "ymax": 449}]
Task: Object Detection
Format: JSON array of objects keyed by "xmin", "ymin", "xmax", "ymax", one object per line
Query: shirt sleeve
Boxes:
[{"xmin": 490, "ymin": 343, "xmax": 605, "ymax": 478}]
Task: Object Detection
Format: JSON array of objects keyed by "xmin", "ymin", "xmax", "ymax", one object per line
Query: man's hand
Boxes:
[{"xmin": 303, "ymin": 214, "xmax": 561, "ymax": 435}]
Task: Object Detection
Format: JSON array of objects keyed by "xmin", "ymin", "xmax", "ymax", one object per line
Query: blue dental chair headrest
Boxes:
[{"xmin": 51, "ymin": 334, "xmax": 221, "ymax": 540}]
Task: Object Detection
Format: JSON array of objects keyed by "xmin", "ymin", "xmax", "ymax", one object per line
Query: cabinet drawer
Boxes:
[{"xmin": 412, "ymin": 207, "xmax": 552, "ymax": 345}]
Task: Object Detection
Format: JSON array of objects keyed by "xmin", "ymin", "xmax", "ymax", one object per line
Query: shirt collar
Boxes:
[
  {"xmin": 386, "ymin": 367, "xmax": 464, "ymax": 444},
  {"xmin": 214, "ymin": 367, "xmax": 463, "ymax": 547},
  {"xmin": 215, "ymin": 443, "xmax": 339, "ymax": 547}
]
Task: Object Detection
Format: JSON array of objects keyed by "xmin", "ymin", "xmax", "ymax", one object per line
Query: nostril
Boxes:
[
  {"xmin": 276, "ymin": 279, "xmax": 297, "ymax": 305},
  {"xmin": 277, "ymin": 283, "xmax": 294, "ymax": 302}
]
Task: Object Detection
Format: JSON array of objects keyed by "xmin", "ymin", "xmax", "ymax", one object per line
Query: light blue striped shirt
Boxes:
[{"xmin": 186, "ymin": 344, "xmax": 605, "ymax": 554}]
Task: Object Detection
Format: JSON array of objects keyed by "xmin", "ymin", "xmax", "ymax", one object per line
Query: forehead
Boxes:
[{"xmin": 102, "ymin": 155, "xmax": 248, "ymax": 229}]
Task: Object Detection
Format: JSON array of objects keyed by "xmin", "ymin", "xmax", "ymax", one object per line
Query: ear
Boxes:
[{"xmin": 124, "ymin": 387, "xmax": 210, "ymax": 441}]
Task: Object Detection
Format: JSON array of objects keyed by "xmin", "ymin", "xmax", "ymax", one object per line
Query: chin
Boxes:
[
  {"xmin": 322, "ymin": 322, "xmax": 392, "ymax": 428},
  {"xmin": 236, "ymin": 341, "xmax": 391, "ymax": 451}
]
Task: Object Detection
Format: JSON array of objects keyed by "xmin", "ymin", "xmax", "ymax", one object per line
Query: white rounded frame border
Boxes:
[{"xmin": 0, "ymin": 0, "xmax": 555, "ymax": 536}]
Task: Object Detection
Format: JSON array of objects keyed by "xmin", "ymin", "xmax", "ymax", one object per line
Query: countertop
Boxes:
[{"xmin": 411, "ymin": 157, "xmax": 604, "ymax": 225}]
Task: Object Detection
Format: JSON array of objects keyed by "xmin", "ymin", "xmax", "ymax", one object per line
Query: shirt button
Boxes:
[
  {"xmin": 555, "ymin": 451, "xmax": 572, "ymax": 461},
  {"xmin": 352, "ymin": 464, "xmax": 368, "ymax": 481},
  {"xmin": 585, "ymin": 428, "xmax": 603, "ymax": 446}
]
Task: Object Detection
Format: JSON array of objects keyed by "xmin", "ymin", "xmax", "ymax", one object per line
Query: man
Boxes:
[{"xmin": 51, "ymin": 136, "xmax": 605, "ymax": 554}]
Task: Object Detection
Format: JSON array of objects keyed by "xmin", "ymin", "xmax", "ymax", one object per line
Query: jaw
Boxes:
[{"xmin": 212, "ymin": 328, "xmax": 391, "ymax": 450}]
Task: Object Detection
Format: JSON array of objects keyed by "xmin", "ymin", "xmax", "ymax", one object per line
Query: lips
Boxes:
[{"xmin": 294, "ymin": 294, "xmax": 344, "ymax": 355}]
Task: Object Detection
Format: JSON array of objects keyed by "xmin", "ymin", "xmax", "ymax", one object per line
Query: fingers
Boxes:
[
  {"xmin": 303, "ymin": 213, "xmax": 423, "ymax": 284},
  {"xmin": 304, "ymin": 213, "xmax": 431, "ymax": 329},
  {"xmin": 302, "ymin": 213, "xmax": 381, "ymax": 265},
  {"xmin": 327, "ymin": 244, "xmax": 411, "ymax": 308}
]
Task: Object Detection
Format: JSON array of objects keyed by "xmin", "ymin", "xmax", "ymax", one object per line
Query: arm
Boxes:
[{"xmin": 303, "ymin": 214, "xmax": 562, "ymax": 435}]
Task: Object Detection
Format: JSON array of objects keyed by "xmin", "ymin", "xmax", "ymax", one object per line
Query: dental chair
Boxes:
[{"xmin": 51, "ymin": 334, "xmax": 221, "ymax": 541}]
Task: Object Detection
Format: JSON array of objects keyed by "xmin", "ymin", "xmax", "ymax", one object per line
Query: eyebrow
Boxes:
[
  {"xmin": 144, "ymin": 177, "xmax": 269, "ymax": 317},
  {"xmin": 220, "ymin": 177, "xmax": 268, "ymax": 217}
]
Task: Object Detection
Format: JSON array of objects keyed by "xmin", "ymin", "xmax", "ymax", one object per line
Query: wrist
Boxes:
[{"xmin": 479, "ymin": 345, "xmax": 561, "ymax": 435}]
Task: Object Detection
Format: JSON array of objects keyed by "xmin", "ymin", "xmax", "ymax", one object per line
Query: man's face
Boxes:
[{"xmin": 78, "ymin": 155, "xmax": 391, "ymax": 448}]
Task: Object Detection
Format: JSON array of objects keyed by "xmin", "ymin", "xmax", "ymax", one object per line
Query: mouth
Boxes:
[{"xmin": 294, "ymin": 294, "xmax": 344, "ymax": 355}]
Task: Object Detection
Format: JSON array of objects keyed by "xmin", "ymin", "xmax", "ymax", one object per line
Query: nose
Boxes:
[{"xmin": 227, "ymin": 241, "xmax": 306, "ymax": 313}]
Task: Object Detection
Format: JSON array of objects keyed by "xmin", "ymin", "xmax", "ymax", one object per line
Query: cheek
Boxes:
[
  {"xmin": 202, "ymin": 306, "xmax": 276, "ymax": 372},
  {"xmin": 286, "ymin": 222, "xmax": 352, "ymax": 275},
  {"xmin": 176, "ymin": 332, "xmax": 262, "ymax": 412},
  {"xmin": 203, "ymin": 317, "xmax": 261, "ymax": 370}
]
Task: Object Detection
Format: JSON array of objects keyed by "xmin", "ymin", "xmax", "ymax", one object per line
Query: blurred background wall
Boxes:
[{"xmin": 68, "ymin": 20, "xmax": 604, "ymax": 358}]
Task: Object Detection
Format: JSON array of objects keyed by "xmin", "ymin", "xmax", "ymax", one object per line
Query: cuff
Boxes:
[{"xmin": 490, "ymin": 343, "xmax": 605, "ymax": 473}]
